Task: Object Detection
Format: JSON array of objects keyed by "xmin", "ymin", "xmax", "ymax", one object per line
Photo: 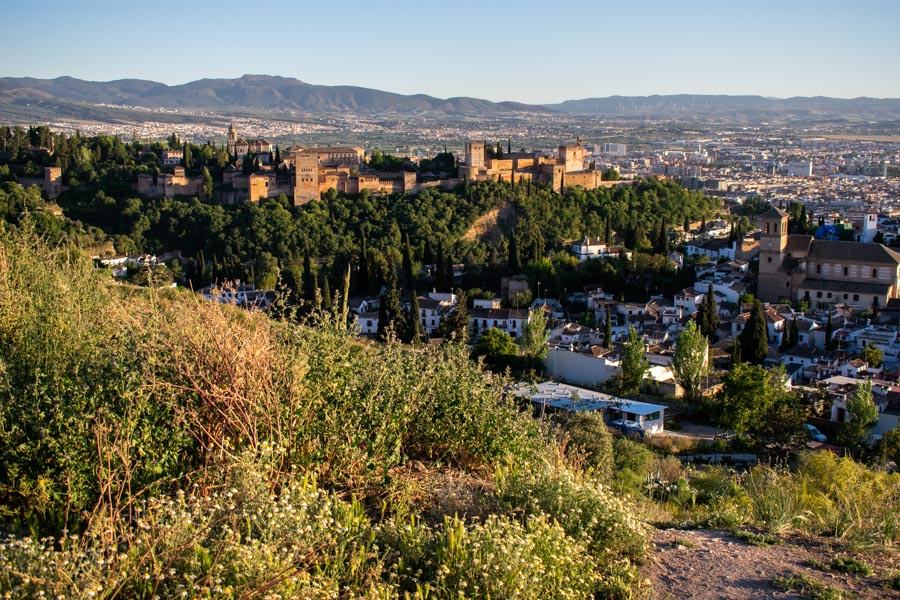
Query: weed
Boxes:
[
  {"xmin": 773, "ymin": 573, "xmax": 849, "ymax": 600},
  {"xmin": 888, "ymin": 572, "xmax": 900, "ymax": 591},
  {"xmin": 669, "ymin": 537, "xmax": 696, "ymax": 549},
  {"xmin": 831, "ymin": 556, "xmax": 872, "ymax": 577},
  {"xmin": 803, "ymin": 558, "xmax": 830, "ymax": 571},
  {"xmin": 732, "ymin": 528, "xmax": 780, "ymax": 547}
]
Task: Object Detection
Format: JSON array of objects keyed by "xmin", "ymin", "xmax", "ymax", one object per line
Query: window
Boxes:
[
  {"xmin": 843, "ymin": 294, "xmax": 848, "ymax": 299},
  {"xmin": 853, "ymin": 294, "xmax": 859, "ymax": 301},
  {"xmin": 873, "ymin": 268, "xmax": 878, "ymax": 278},
  {"xmin": 843, "ymin": 266, "xmax": 848, "ymax": 276},
  {"xmin": 816, "ymin": 264, "xmax": 821, "ymax": 274},
  {"xmin": 646, "ymin": 411, "xmax": 660, "ymax": 421},
  {"xmin": 827, "ymin": 293, "xmax": 832, "ymax": 298},
  {"xmin": 816, "ymin": 291, "xmax": 822, "ymax": 298},
  {"xmin": 767, "ymin": 256, "xmax": 772, "ymax": 263},
  {"xmin": 786, "ymin": 281, "xmax": 791, "ymax": 287}
]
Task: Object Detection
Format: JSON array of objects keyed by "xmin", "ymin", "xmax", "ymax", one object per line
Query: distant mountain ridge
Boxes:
[
  {"xmin": 1, "ymin": 75, "xmax": 899, "ymax": 122},
  {"xmin": 0, "ymin": 74, "xmax": 550, "ymax": 115},
  {"xmin": 546, "ymin": 94, "xmax": 900, "ymax": 121}
]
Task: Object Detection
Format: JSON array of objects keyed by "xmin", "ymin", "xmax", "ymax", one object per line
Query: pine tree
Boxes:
[
  {"xmin": 737, "ymin": 299, "xmax": 768, "ymax": 365},
  {"xmin": 183, "ymin": 142, "xmax": 192, "ymax": 169},
  {"xmin": 436, "ymin": 290, "xmax": 469, "ymax": 343},
  {"xmin": 605, "ymin": 218, "xmax": 612, "ymax": 244}
]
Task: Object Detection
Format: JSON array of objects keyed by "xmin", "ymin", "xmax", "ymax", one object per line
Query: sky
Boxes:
[{"xmin": 3, "ymin": 0, "xmax": 899, "ymax": 103}]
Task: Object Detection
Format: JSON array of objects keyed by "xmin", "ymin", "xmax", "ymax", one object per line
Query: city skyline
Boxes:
[{"xmin": 3, "ymin": 0, "xmax": 899, "ymax": 104}]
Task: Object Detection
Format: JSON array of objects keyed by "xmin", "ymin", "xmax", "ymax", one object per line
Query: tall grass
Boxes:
[{"xmin": 0, "ymin": 228, "xmax": 654, "ymax": 598}]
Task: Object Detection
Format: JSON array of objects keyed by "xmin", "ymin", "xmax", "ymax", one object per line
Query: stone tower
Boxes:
[
  {"xmin": 465, "ymin": 142, "xmax": 485, "ymax": 169},
  {"xmin": 757, "ymin": 206, "xmax": 790, "ymax": 302},
  {"xmin": 227, "ymin": 123, "xmax": 237, "ymax": 157},
  {"xmin": 293, "ymin": 151, "xmax": 319, "ymax": 206}
]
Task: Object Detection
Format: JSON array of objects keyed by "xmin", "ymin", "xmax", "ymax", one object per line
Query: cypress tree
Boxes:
[
  {"xmin": 423, "ymin": 239, "xmax": 433, "ymax": 267},
  {"xmin": 508, "ymin": 234, "xmax": 520, "ymax": 274},
  {"xmin": 378, "ymin": 264, "xmax": 402, "ymax": 342},
  {"xmin": 825, "ymin": 310, "xmax": 835, "ymax": 350},
  {"xmin": 340, "ymin": 262, "xmax": 351, "ymax": 323},
  {"xmin": 702, "ymin": 283, "xmax": 718, "ymax": 341},
  {"xmin": 358, "ymin": 230, "xmax": 369, "ymax": 294},
  {"xmin": 656, "ymin": 220, "xmax": 669, "ymax": 255},
  {"xmin": 303, "ymin": 247, "xmax": 316, "ymax": 302},
  {"xmin": 402, "ymin": 232, "xmax": 414, "ymax": 289},
  {"xmin": 409, "ymin": 292, "xmax": 422, "ymax": 344},
  {"xmin": 737, "ymin": 299, "xmax": 768, "ymax": 365},
  {"xmin": 604, "ymin": 305, "xmax": 613, "ymax": 349},
  {"xmin": 321, "ymin": 272, "xmax": 332, "ymax": 311}
]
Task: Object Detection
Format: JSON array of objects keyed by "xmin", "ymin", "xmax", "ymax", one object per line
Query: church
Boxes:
[{"xmin": 757, "ymin": 206, "xmax": 900, "ymax": 310}]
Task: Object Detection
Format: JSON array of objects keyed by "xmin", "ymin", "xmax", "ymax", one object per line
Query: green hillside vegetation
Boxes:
[
  {"xmin": 0, "ymin": 126, "xmax": 720, "ymax": 299},
  {"xmin": 0, "ymin": 227, "xmax": 650, "ymax": 598}
]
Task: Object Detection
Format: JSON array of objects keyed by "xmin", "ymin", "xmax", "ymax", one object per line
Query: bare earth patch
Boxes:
[
  {"xmin": 645, "ymin": 528, "xmax": 900, "ymax": 599},
  {"xmin": 463, "ymin": 201, "xmax": 516, "ymax": 243}
]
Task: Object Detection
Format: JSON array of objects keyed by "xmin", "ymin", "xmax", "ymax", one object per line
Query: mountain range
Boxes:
[{"xmin": 2, "ymin": 74, "xmax": 900, "ymax": 122}]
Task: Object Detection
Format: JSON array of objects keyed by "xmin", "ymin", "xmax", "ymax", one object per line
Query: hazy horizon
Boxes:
[{"xmin": 3, "ymin": 0, "xmax": 898, "ymax": 103}]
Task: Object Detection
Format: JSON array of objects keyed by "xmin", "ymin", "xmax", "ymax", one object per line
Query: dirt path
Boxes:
[{"xmin": 645, "ymin": 528, "xmax": 900, "ymax": 599}]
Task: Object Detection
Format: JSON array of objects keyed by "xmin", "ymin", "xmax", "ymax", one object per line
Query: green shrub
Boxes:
[
  {"xmin": 772, "ymin": 573, "xmax": 845, "ymax": 600},
  {"xmin": 560, "ymin": 411, "xmax": 615, "ymax": 482},
  {"xmin": 743, "ymin": 464, "xmax": 803, "ymax": 534},
  {"xmin": 831, "ymin": 556, "xmax": 872, "ymax": 577},
  {"xmin": 732, "ymin": 528, "xmax": 780, "ymax": 547}
]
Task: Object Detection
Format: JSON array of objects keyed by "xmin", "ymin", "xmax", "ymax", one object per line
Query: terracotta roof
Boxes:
[
  {"xmin": 760, "ymin": 206, "xmax": 789, "ymax": 219},
  {"xmin": 807, "ymin": 239, "xmax": 900, "ymax": 264},
  {"xmin": 785, "ymin": 235, "xmax": 813, "ymax": 253}
]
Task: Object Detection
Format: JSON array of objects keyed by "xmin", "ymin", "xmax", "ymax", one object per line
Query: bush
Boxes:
[{"xmin": 560, "ymin": 411, "xmax": 615, "ymax": 482}]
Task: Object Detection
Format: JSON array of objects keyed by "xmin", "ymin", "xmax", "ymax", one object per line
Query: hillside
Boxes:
[{"xmin": 0, "ymin": 228, "xmax": 650, "ymax": 598}]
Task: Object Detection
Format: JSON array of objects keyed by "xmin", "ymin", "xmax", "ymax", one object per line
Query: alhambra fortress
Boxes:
[{"xmin": 133, "ymin": 125, "xmax": 626, "ymax": 206}]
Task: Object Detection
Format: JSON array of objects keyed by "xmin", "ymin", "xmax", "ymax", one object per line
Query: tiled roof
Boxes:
[
  {"xmin": 808, "ymin": 239, "xmax": 900, "ymax": 264},
  {"xmin": 760, "ymin": 206, "xmax": 789, "ymax": 220}
]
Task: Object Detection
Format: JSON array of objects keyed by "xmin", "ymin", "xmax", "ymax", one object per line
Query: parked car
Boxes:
[
  {"xmin": 804, "ymin": 423, "xmax": 827, "ymax": 443},
  {"xmin": 610, "ymin": 419, "xmax": 648, "ymax": 437}
]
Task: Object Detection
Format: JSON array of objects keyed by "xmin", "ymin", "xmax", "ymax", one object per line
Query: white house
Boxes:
[
  {"xmin": 674, "ymin": 288, "xmax": 705, "ymax": 313},
  {"xmin": 512, "ymin": 381, "xmax": 666, "ymax": 435},
  {"xmin": 572, "ymin": 236, "xmax": 607, "ymax": 261},
  {"xmin": 356, "ymin": 311, "xmax": 379, "ymax": 336},
  {"xmin": 469, "ymin": 307, "xmax": 530, "ymax": 339}
]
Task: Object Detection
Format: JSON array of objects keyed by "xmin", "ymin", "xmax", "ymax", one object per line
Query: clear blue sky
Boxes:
[{"xmin": 3, "ymin": 0, "xmax": 898, "ymax": 103}]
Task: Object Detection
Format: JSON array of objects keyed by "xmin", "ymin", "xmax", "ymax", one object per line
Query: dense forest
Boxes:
[{"xmin": 0, "ymin": 125, "xmax": 721, "ymax": 304}]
